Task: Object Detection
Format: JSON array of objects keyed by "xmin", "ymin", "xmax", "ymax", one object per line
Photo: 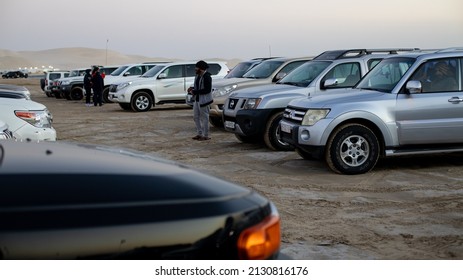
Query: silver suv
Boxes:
[
  {"xmin": 207, "ymin": 57, "xmax": 312, "ymax": 127},
  {"xmin": 280, "ymin": 48, "xmax": 463, "ymax": 174},
  {"xmin": 223, "ymin": 49, "xmax": 405, "ymax": 151}
]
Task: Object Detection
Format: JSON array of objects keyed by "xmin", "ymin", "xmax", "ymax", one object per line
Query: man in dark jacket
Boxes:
[
  {"xmin": 83, "ymin": 69, "xmax": 92, "ymax": 106},
  {"xmin": 91, "ymin": 66, "xmax": 104, "ymax": 107},
  {"xmin": 188, "ymin": 60, "xmax": 213, "ymax": 141}
]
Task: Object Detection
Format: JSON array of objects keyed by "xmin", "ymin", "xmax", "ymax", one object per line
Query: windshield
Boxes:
[
  {"xmin": 356, "ymin": 57, "xmax": 416, "ymax": 92},
  {"xmin": 277, "ymin": 61, "xmax": 332, "ymax": 87},
  {"xmin": 225, "ymin": 62, "xmax": 255, "ymax": 78},
  {"xmin": 110, "ymin": 66, "xmax": 129, "ymax": 76},
  {"xmin": 243, "ymin": 60, "xmax": 284, "ymax": 79},
  {"xmin": 141, "ymin": 65, "xmax": 164, "ymax": 78}
]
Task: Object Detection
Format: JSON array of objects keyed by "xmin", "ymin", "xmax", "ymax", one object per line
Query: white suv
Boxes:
[
  {"xmin": 103, "ymin": 63, "xmax": 160, "ymax": 103},
  {"xmin": 0, "ymin": 98, "xmax": 56, "ymax": 141},
  {"xmin": 109, "ymin": 61, "xmax": 229, "ymax": 112}
]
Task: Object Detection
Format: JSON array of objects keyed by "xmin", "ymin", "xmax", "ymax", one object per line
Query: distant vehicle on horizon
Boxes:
[{"xmin": 2, "ymin": 71, "xmax": 28, "ymax": 79}]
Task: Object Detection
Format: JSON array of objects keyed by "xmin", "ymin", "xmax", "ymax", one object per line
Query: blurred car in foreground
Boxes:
[
  {"xmin": 0, "ymin": 97, "xmax": 56, "ymax": 141},
  {"xmin": 0, "ymin": 141, "xmax": 280, "ymax": 259},
  {"xmin": 0, "ymin": 120, "xmax": 14, "ymax": 139},
  {"xmin": 0, "ymin": 84, "xmax": 32, "ymax": 99}
]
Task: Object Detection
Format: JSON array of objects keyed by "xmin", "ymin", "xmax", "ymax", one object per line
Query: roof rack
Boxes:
[{"xmin": 313, "ymin": 48, "xmax": 420, "ymax": 60}]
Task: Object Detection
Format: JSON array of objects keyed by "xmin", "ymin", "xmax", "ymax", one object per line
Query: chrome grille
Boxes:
[{"xmin": 283, "ymin": 107, "xmax": 306, "ymax": 124}]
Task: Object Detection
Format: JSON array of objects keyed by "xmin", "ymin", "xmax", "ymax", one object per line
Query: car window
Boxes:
[
  {"xmin": 225, "ymin": 62, "xmax": 254, "ymax": 78},
  {"xmin": 185, "ymin": 64, "xmax": 196, "ymax": 77},
  {"xmin": 162, "ymin": 65, "xmax": 183, "ymax": 78},
  {"xmin": 128, "ymin": 66, "xmax": 143, "ymax": 76},
  {"xmin": 357, "ymin": 57, "xmax": 415, "ymax": 92},
  {"xmin": 50, "ymin": 73, "xmax": 61, "ymax": 80},
  {"xmin": 277, "ymin": 61, "xmax": 308, "ymax": 81},
  {"xmin": 410, "ymin": 58, "xmax": 461, "ymax": 93},
  {"xmin": 278, "ymin": 61, "xmax": 331, "ymax": 87},
  {"xmin": 243, "ymin": 60, "xmax": 285, "ymax": 79},
  {"xmin": 368, "ymin": 59, "xmax": 382, "ymax": 70},
  {"xmin": 111, "ymin": 66, "xmax": 129, "ymax": 76},
  {"xmin": 208, "ymin": 64, "xmax": 222, "ymax": 75},
  {"xmin": 322, "ymin": 62, "xmax": 361, "ymax": 88}
]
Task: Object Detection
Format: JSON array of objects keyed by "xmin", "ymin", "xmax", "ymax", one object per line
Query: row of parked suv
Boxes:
[{"xmin": 211, "ymin": 47, "xmax": 463, "ymax": 175}]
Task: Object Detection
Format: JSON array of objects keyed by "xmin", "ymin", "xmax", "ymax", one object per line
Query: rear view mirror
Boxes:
[{"xmin": 158, "ymin": 73, "xmax": 167, "ymax": 79}]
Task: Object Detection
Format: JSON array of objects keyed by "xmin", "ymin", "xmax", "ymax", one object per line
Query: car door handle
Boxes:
[{"xmin": 448, "ymin": 97, "xmax": 463, "ymax": 103}]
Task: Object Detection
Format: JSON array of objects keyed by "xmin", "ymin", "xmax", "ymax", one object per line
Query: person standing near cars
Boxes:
[
  {"xmin": 91, "ymin": 66, "xmax": 104, "ymax": 107},
  {"xmin": 83, "ymin": 69, "xmax": 92, "ymax": 106},
  {"xmin": 188, "ymin": 60, "xmax": 213, "ymax": 141}
]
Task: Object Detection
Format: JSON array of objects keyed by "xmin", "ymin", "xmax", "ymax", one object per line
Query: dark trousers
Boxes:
[
  {"xmin": 93, "ymin": 90, "xmax": 102, "ymax": 106},
  {"xmin": 85, "ymin": 86, "xmax": 92, "ymax": 104}
]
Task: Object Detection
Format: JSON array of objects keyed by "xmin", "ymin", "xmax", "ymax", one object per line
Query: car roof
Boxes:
[
  {"xmin": 380, "ymin": 47, "xmax": 463, "ymax": 60},
  {"xmin": 313, "ymin": 48, "xmax": 420, "ymax": 60}
]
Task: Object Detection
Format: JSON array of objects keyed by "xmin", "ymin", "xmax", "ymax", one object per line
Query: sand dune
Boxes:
[{"xmin": 0, "ymin": 47, "xmax": 241, "ymax": 72}]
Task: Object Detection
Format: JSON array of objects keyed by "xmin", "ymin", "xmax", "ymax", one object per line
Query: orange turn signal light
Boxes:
[{"xmin": 237, "ymin": 214, "xmax": 281, "ymax": 260}]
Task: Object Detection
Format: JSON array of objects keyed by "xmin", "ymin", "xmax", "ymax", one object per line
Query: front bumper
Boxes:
[
  {"xmin": 223, "ymin": 109, "xmax": 273, "ymax": 137},
  {"xmin": 13, "ymin": 126, "xmax": 57, "ymax": 141}
]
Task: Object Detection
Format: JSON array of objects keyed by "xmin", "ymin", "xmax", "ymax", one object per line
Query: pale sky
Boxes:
[{"xmin": 1, "ymin": 0, "xmax": 462, "ymax": 60}]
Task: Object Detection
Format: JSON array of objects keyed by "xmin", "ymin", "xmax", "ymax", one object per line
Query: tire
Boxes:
[
  {"xmin": 70, "ymin": 86, "xmax": 84, "ymax": 100},
  {"xmin": 131, "ymin": 91, "xmax": 153, "ymax": 112},
  {"xmin": 235, "ymin": 134, "xmax": 261, "ymax": 143},
  {"xmin": 264, "ymin": 112, "xmax": 294, "ymax": 151},
  {"xmin": 119, "ymin": 103, "xmax": 132, "ymax": 111},
  {"xmin": 102, "ymin": 87, "xmax": 113, "ymax": 103},
  {"xmin": 209, "ymin": 116, "xmax": 223, "ymax": 128},
  {"xmin": 325, "ymin": 123, "xmax": 380, "ymax": 175}
]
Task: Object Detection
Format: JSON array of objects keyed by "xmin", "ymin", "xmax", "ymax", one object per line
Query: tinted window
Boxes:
[
  {"xmin": 278, "ymin": 61, "xmax": 331, "ymax": 87},
  {"xmin": 322, "ymin": 62, "xmax": 361, "ymax": 88},
  {"xmin": 208, "ymin": 64, "xmax": 222, "ymax": 75},
  {"xmin": 243, "ymin": 60, "xmax": 285, "ymax": 79},
  {"xmin": 162, "ymin": 65, "xmax": 183, "ymax": 78},
  {"xmin": 110, "ymin": 66, "xmax": 129, "ymax": 76},
  {"xmin": 186, "ymin": 64, "xmax": 196, "ymax": 77},
  {"xmin": 357, "ymin": 57, "xmax": 415, "ymax": 92},
  {"xmin": 410, "ymin": 58, "xmax": 461, "ymax": 93}
]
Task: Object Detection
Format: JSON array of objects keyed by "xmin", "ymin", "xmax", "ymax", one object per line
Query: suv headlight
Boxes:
[
  {"xmin": 301, "ymin": 109, "xmax": 330, "ymax": 126},
  {"xmin": 117, "ymin": 81, "xmax": 132, "ymax": 91},
  {"xmin": 213, "ymin": 84, "xmax": 237, "ymax": 97},
  {"xmin": 243, "ymin": 98, "xmax": 261, "ymax": 110},
  {"xmin": 15, "ymin": 109, "xmax": 53, "ymax": 128}
]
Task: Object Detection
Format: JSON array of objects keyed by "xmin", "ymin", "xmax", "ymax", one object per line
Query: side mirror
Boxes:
[
  {"xmin": 158, "ymin": 73, "xmax": 167, "ymax": 79},
  {"xmin": 123, "ymin": 72, "xmax": 130, "ymax": 76},
  {"xmin": 406, "ymin": 80, "xmax": 422, "ymax": 94},
  {"xmin": 321, "ymin": 78, "xmax": 338, "ymax": 89}
]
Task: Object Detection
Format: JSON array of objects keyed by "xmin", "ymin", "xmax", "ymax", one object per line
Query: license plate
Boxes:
[
  {"xmin": 280, "ymin": 122, "xmax": 292, "ymax": 134},
  {"xmin": 224, "ymin": 121, "xmax": 235, "ymax": 129}
]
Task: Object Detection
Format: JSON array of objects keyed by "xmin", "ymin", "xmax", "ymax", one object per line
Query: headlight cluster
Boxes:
[
  {"xmin": 301, "ymin": 109, "xmax": 330, "ymax": 126},
  {"xmin": 212, "ymin": 84, "xmax": 237, "ymax": 97},
  {"xmin": 117, "ymin": 81, "xmax": 132, "ymax": 91},
  {"xmin": 15, "ymin": 109, "xmax": 53, "ymax": 128},
  {"xmin": 243, "ymin": 98, "xmax": 261, "ymax": 110}
]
